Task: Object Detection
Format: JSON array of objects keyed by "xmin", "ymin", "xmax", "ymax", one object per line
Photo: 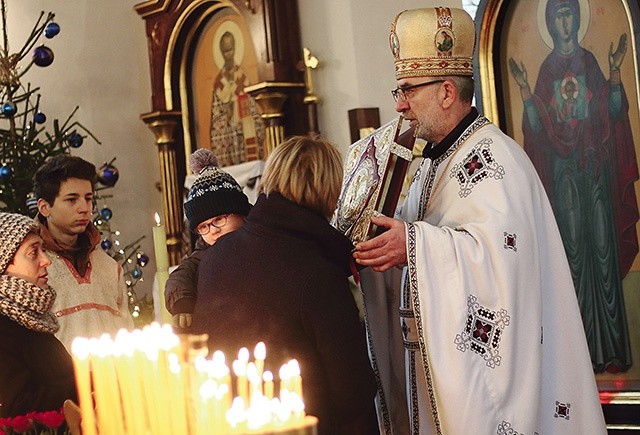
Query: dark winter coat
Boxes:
[
  {"xmin": 192, "ymin": 193, "xmax": 377, "ymax": 435},
  {"xmin": 165, "ymin": 237, "xmax": 209, "ymax": 315},
  {"xmin": 0, "ymin": 314, "xmax": 77, "ymax": 417}
]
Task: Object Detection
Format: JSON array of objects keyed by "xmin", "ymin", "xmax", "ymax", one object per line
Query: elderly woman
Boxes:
[
  {"xmin": 0, "ymin": 212, "xmax": 77, "ymax": 417},
  {"xmin": 192, "ymin": 135, "xmax": 378, "ymax": 435}
]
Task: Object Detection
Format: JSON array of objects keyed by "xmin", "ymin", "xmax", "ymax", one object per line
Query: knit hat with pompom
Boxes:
[
  {"xmin": 184, "ymin": 149, "xmax": 251, "ymax": 231},
  {"xmin": 0, "ymin": 212, "xmax": 38, "ymax": 273}
]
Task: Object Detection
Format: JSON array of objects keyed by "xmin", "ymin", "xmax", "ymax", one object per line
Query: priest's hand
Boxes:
[
  {"xmin": 173, "ymin": 313, "xmax": 193, "ymax": 329},
  {"xmin": 353, "ymin": 214, "xmax": 407, "ymax": 272}
]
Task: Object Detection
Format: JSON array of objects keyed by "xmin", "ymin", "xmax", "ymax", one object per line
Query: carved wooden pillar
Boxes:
[
  {"xmin": 246, "ymin": 82, "xmax": 304, "ymax": 156},
  {"xmin": 140, "ymin": 111, "xmax": 183, "ymax": 266},
  {"xmin": 136, "ymin": 0, "xmax": 307, "ymax": 258}
]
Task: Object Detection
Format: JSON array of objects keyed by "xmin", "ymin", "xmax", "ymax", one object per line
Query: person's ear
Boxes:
[
  {"xmin": 37, "ymin": 198, "xmax": 52, "ymax": 218},
  {"xmin": 441, "ymin": 80, "xmax": 457, "ymax": 109}
]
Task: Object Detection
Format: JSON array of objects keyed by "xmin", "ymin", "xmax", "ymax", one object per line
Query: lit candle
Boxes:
[
  {"xmin": 152, "ymin": 212, "xmax": 172, "ymax": 323},
  {"xmin": 232, "ymin": 359, "xmax": 249, "ymax": 406},
  {"xmin": 226, "ymin": 396, "xmax": 247, "ymax": 434},
  {"xmin": 246, "ymin": 362, "xmax": 261, "ymax": 404},
  {"xmin": 262, "ymin": 370, "xmax": 274, "ymax": 399},
  {"xmin": 253, "ymin": 342, "xmax": 266, "ymax": 378},
  {"xmin": 149, "ymin": 324, "xmax": 177, "ymax": 435},
  {"xmin": 288, "ymin": 359, "xmax": 303, "ymax": 399},
  {"xmin": 215, "ymin": 383, "xmax": 231, "ymax": 434},
  {"xmin": 287, "ymin": 360, "xmax": 305, "ymax": 425},
  {"xmin": 279, "ymin": 363, "xmax": 291, "ymax": 396},
  {"xmin": 70, "ymin": 337, "xmax": 97, "ymax": 435},
  {"xmin": 199, "ymin": 379, "xmax": 218, "ymax": 434},
  {"xmin": 90, "ymin": 336, "xmax": 123, "ymax": 435},
  {"xmin": 158, "ymin": 324, "xmax": 189, "ymax": 435},
  {"xmin": 114, "ymin": 330, "xmax": 148, "ymax": 435},
  {"xmin": 127, "ymin": 329, "xmax": 154, "ymax": 434}
]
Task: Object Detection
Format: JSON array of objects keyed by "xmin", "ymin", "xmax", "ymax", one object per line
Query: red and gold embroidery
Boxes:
[{"xmin": 454, "ymin": 294, "xmax": 510, "ymax": 368}]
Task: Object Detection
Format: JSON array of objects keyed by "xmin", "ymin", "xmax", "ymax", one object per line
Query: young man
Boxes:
[
  {"xmin": 33, "ymin": 154, "xmax": 133, "ymax": 350},
  {"xmin": 353, "ymin": 7, "xmax": 606, "ymax": 434}
]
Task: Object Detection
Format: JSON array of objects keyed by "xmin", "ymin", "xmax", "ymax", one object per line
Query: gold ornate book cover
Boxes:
[{"xmin": 332, "ymin": 116, "xmax": 416, "ymax": 245}]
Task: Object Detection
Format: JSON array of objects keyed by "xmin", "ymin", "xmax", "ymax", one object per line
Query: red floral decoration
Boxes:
[{"xmin": 0, "ymin": 408, "xmax": 69, "ymax": 435}]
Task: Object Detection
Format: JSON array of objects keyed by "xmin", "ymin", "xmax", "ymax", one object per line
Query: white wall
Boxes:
[
  {"xmin": 298, "ymin": 0, "xmax": 462, "ymax": 152},
  {"xmin": 6, "ymin": 1, "xmax": 158, "ymax": 299}
]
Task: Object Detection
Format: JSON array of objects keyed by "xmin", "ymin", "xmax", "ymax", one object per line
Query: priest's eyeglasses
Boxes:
[
  {"xmin": 391, "ymin": 80, "xmax": 445, "ymax": 102},
  {"xmin": 195, "ymin": 214, "xmax": 229, "ymax": 235}
]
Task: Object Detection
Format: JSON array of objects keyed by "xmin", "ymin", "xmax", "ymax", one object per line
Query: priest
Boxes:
[{"xmin": 353, "ymin": 7, "xmax": 607, "ymax": 434}]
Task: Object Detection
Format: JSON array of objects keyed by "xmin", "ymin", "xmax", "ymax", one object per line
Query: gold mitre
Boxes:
[{"xmin": 390, "ymin": 7, "xmax": 475, "ymax": 79}]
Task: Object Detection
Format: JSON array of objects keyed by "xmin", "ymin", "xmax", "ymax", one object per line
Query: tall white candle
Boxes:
[
  {"xmin": 71, "ymin": 337, "xmax": 98, "ymax": 435},
  {"xmin": 152, "ymin": 212, "xmax": 172, "ymax": 323}
]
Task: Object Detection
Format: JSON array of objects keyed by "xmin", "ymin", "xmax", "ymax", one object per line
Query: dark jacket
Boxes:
[
  {"xmin": 0, "ymin": 314, "xmax": 77, "ymax": 417},
  {"xmin": 165, "ymin": 237, "xmax": 209, "ymax": 315},
  {"xmin": 192, "ymin": 193, "xmax": 377, "ymax": 434}
]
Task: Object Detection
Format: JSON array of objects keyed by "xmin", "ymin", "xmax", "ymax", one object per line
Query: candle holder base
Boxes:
[{"xmin": 244, "ymin": 416, "xmax": 318, "ymax": 435}]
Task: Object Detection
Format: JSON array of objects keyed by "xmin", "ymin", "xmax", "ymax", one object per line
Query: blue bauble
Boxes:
[
  {"xmin": 99, "ymin": 207, "xmax": 113, "ymax": 221},
  {"xmin": 33, "ymin": 46, "xmax": 54, "ymax": 67},
  {"xmin": 34, "ymin": 112, "xmax": 46, "ymax": 124},
  {"xmin": 97, "ymin": 163, "xmax": 119, "ymax": 187},
  {"xmin": 131, "ymin": 268, "xmax": 143, "ymax": 279},
  {"xmin": 101, "ymin": 239, "xmax": 113, "ymax": 250},
  {"xmin": 44, "ymin": 22, "xmax": 60, "ymax": 38},
  {"xmin": 137, "ymin": 254, "xmax": 149, "ymax": 267},
  {"xmin": 66, "ymin": 132, "xmax": 83, "ymax": 148},
  {"xmin": 0, "ymin": 165, "xmax": 11, "ymax": 181},
  {"xmin": 1, "ymin": 102, "xmax": 16, "ymax": 117}
]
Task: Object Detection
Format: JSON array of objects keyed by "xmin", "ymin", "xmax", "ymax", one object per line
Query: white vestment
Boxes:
[{"xmin": 362, "ymin": 115, "xmax": 606, "ymax": 434}]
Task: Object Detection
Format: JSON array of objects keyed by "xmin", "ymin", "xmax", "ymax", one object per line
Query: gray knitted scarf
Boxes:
[{"xmin": 0, "ymin": 275, "xmax": 59, "ymax": 333}]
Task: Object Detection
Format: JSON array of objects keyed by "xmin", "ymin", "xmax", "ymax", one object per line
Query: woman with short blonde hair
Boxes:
[
  {"xmin": 193, "ymin": 135, "xmax": 378, "ymax": 435},
  {"xmin": 260, "ymin": 135, "xmax": 344, "ymax": 219}
]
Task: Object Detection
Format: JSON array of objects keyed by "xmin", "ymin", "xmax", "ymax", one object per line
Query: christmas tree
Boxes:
[
  {"xmin": 0, "ymin": 4, "xmax": 96, "ymax": 214},
  {"xmin": 0, "ymin": 0, "xmax": 153, "ymax": 326}
]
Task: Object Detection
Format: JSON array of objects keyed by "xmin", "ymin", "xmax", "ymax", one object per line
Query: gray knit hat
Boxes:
[
  {"xmin": 0, "ymin": 212, "xmax": 38, "ymax": 273},
  {"xmin": 184, "ymin": 149, "xmax": 251, "ymax": 231}
]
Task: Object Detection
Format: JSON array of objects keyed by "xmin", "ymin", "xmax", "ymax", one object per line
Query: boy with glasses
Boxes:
[{"xmin": 165, "ymin": 148, "xmax": 251, "ymax": 330}]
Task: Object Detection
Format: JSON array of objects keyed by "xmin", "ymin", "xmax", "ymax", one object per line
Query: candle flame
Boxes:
[
  {"xmin": 232, "ymin": 359, "xmax": 247, "ymax": 376},
  {"xmin": 154, "ymin": 212, "xmax": 161, "ymax": 225},
  {"xmin": 238, "ymin": 347, "xmax": 250, "ymax": 362},
  {"xmin": 71, "ymin": 336, "xmax": 90, "ymax": 359},
  {"xmin": 288, "ymin": 359, "xmax": 301, "ymax": 376},
  {"xmin": 254, "ymin": 342, "xmax": 266, "ymax": 360}
]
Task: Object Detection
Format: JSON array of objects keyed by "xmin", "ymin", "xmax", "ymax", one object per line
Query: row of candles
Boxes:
[{"xmin": 70, "ymin": 323, "xmax": 316, "ymax": 435}]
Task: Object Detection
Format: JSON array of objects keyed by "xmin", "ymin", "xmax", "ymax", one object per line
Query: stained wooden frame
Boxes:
[
  {"xmin": 135, "ymin": 0, "xmax": 308, "ymax": 262},
  {"xmin": 474, "ymin": 0, "xmax": 640, "ymax": 427}
]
